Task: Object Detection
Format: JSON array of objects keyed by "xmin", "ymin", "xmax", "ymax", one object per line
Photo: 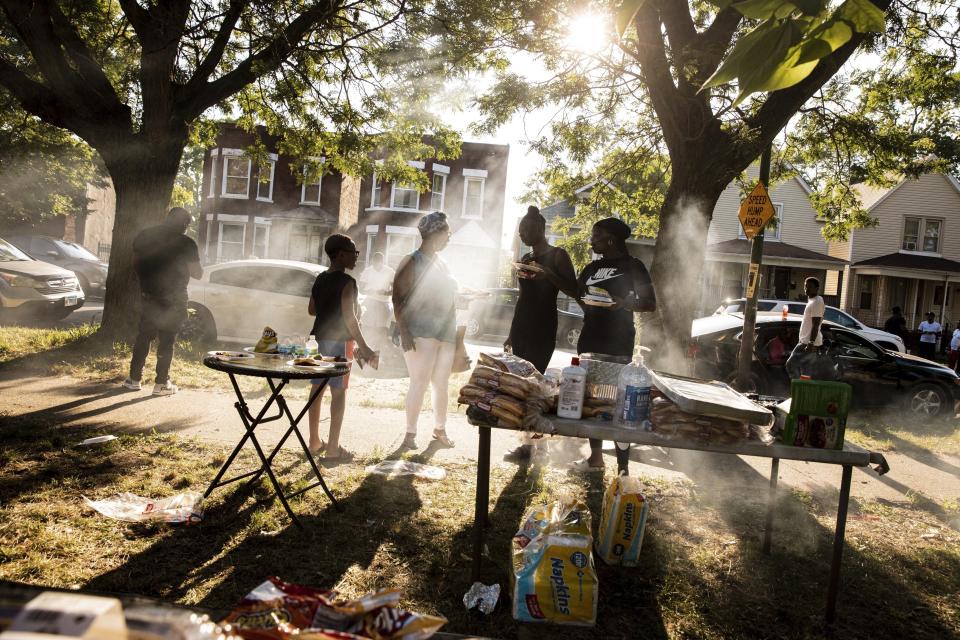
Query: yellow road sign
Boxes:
[{"xmin": 738, "ymin": 182, "xmax": 776, "ymax": 239}]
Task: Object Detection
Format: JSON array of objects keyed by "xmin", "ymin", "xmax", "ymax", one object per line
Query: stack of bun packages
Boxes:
[
  {"xmin": 458, "ymin": 353, "xmax": 555, "ymax": 429},
  {"xmin": 596, "ymin": 475, "xmax": 649, "ymax": 567}
]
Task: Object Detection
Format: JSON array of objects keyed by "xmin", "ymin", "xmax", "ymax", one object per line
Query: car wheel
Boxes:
[
  {"xmin": 181, "ymin": 304, "xmax": 217, "ymax": 347},
  {"xmin": 906, "ymin": 383, "xmax": 949, "ymax": 418},
  {"xmin": 465, "ymin": 317, "xmax": 482, "ymax": 338},
  {"xmin": 565, "ymin": 326, "xmax": 581, "ymax": 349}
]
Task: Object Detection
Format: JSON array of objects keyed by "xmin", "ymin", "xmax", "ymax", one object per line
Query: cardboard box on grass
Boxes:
[
  {"xmin": 779, "ymin": 379, "xmax": 851, "ymax": 450},
  {"xmin": 596, "ymin": 475, "xmax": 649, "ymax": 566},
  {"xmin": 511, "ymin": 500, "xmax": 598, "ymax": 626}
]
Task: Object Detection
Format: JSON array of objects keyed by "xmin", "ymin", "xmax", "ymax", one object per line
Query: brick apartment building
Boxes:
[{"xmin": 198, "ymin": 124, "xmax": 509, "ymax": 289}]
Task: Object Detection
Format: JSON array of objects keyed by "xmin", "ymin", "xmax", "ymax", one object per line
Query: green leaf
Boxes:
[
  {"xmin": 732, "ymin": 0, "xmax": 794, "ymax": 20},
  {"xmin": 708, "ymin": 0, "xmax": 735, "ymax": 8},
  {"xmin": 733, "ymin": 18, "xmax": 805, "ymax": 103},
  {"xmin": 835, "ymin": 0, "xmax": 886, "ymax": 33},
  {"xmin": 701, "ymin": 18, "xmax": 780, "ymax": 89},
  {"xmin": 789, "ymin": 0, "xmax": 829, "ymax": 16},
  {"xmin": 616, "ymin": 0, "xmax": 647, "ymax": 37},
  {"xmin": 795, "ymin": 19, "xmax": 853, "ymax": 64}
]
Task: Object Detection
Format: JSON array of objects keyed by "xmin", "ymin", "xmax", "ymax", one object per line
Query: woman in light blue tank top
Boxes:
[{"xmin": 393, "ymin": 212, "xmax": 458, "ymax": 449}]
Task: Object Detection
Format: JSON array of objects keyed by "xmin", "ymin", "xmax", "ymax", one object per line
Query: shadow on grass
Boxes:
[{"xmin": 83, "ymin": 465, "xmax": 425, "ymax": 613}]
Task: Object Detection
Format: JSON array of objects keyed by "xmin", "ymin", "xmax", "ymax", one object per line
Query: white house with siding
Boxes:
[
  {"xmin": 831, "ymin": 173, "xmax": 960, "ymax": 330},
  {"xmin": 700, "ymin": 166, "xmax": 846, "ymax": 311}
]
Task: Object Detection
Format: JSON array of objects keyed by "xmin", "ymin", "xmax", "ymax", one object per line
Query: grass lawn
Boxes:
[{"xmin": 1, "ymin": 414, "xmax": 958, "ymax": 639}]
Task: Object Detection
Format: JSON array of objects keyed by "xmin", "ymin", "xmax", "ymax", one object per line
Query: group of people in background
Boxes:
[
  {"xmin": 885, "ymin": 306, "xmax": 960, "ymax": 371},
  {"xmin": 122, "ymin": 205, "xmax": 660, "ymax": 474}
]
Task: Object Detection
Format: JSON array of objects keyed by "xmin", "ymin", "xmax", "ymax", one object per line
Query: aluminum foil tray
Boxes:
[{"xmin": 652, "ymin": 370, "xmax": 773, "ymax": 425}]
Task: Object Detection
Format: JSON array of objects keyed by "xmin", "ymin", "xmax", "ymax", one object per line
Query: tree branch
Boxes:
[
  {"xmin": 186, "ymin": 0, "xmax": 244, "ymax": 89},
  {"xmin": 746, "ymin": 0, "xmax": 894, "ymax": 158},
  {"xmin": 177, "ymin": 0, "xmax": 350, "ymax": 121},
  {"xmin": 0, "ymin": 56, "xmax": 75, "ymax": 132},
  {"xmin": 115, "ymin": 0, "xmax": 151, "ymax": 44},
  {"xmin": 694, "ymin": 6, "xmax": 743, "ymax": 85},
  {"xmin": 631, "ymin": 4, "xmax": 685, "ymax": 154}
]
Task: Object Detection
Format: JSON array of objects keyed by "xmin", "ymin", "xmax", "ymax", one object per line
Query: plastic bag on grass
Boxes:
[
  {"xmin": 83, "ymin": 491, "xmax": 203, "ymax": 523},
  {"xmin": 364, "ymin": 460, "xmax": 446, "ymax": 481}
]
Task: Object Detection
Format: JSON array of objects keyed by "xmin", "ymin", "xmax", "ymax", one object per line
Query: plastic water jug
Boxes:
[{"xmin": 615, "ymin": 352, "xmax": 652, "ymax": 429}]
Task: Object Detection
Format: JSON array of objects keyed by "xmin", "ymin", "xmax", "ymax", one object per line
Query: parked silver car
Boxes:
[
  {"xmin": 713, "ymin": 298, "xmax": 906, "ymax": 352},
  {"xmin": 186, "ymin": 259, "xmax": 325, "ymax": 344},
  {"xmin": 7, "ymin": 234, "xmax": 108, "ymax": 296},
  {"xmin": 0, "ymin": 238, "xmax": 85, "ymax": 320}
]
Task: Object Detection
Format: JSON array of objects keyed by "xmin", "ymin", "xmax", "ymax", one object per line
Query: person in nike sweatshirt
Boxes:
[{"xmin": 571, "ymin": 217, "xmax": 656, "ymax": 475}]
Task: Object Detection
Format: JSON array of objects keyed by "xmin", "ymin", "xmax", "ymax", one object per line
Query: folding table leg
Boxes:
[
  {"xmin": 825, "ymin": 464, "xmax": 853, "ymax": 625},
  {"xmin": 763, "ymin": 457, "xmax": 780, "ymax": 554},
  {"xmin": 204, "ymin": 374, "xmax": 284, "ymax": 498},
  {"xmin": 471, "ymin": 426, "xmax": 492, "ymax": 582},
  {"xmin": 267, "ymin": 379, "xmax": 342, "ymax": 511}
]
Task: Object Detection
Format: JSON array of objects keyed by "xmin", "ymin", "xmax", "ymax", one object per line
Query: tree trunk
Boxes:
[
  {"xmin": 98, "ymin": 136, "xmax": 186, "ymax": 341},
  {"xmin": 647, "ymin": 168, "xmax": 726, "ymax": 373}
]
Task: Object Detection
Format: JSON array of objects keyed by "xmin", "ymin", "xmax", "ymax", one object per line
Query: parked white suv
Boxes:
[
  {"xmin": 186, "ymin": 259, "xmax": 325, "ymax": 344},
  {"xmin": 0, "ymin": 237, "xmax": 84, "ymax": 320},
  {"xmin": 713, "ymin": 298, "xmax": 906, "ymax": 353}
]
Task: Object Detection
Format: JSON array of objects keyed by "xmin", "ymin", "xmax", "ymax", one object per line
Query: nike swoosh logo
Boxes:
[{"xmin": 585, "ymin": 273, "xmax": 623, "ymax": 286}]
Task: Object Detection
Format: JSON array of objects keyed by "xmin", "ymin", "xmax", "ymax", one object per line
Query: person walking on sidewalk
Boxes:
[
  {"xmin": 122, "ymin": 207, "xmax": 201, "ymax": 396},
  {"xmin": 306, "ymin": 234, "xmax": 377, "ymax": 462},
  {"xmin": 393, "ymin": 212, "xmax": 458, "ymax": 450},
  {"xmin": 502, "ymin": 205, "xmax": 576, "ymax": 463},
  {"xmin": 785, "ymin": 277, "xmax": 825, "ymax": 379},
  {"xmin": 570, "ymin": 217, "xmax": 656, "ymax": 475}
]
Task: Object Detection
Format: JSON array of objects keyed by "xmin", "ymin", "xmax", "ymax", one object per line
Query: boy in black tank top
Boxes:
[{"xmin": 307, "ymin": 234, "xmax": 377, "ymax": 462}]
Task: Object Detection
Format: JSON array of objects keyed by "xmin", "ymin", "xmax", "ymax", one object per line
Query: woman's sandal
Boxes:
[
  {"xmin": 308, "ymin": 440, "xmax": 326, "ymax": 457},
  {"xmin": 432, "ymin": 430, "xmax": 455, "ymax": 448},
  {"xmin": 321, "ymin": 446, "xmax": 354, "ymax": 464}
]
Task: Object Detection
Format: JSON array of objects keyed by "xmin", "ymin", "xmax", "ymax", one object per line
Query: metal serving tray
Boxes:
[{"xmin": 651, "ymin": 370, "xmax": 773, "ymax": 425}]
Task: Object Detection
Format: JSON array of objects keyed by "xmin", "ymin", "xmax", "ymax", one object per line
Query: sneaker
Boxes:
[
  {"xmin": 503, "ymin": 444, "xmax": 533, "ymax": 463},
  {"xmin": 401, "ymin": 433, "xmax": 418, "ymax": 450},
  {"xmin": 152, "ymin": 381, "xmax": 178, "ymax": 396},
  {"xmin": 568, "ymin": 458, "xmax": 605, "ymax": 473},
  {"xmin": 121, "ymin": 378, "xmax": 141, "ymax": 391}
]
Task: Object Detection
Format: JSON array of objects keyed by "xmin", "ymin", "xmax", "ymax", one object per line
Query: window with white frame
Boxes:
[
  {"xmin": 256, "ymin": 156, "xmax": 276, "ymax": 202},
  {"xmin": 218, "ymin": 222, "xmax": 246, "ymax": 261},
  {"xmin": 207, "ymin": 149, "xmax": 219, "ymax": 198},
  {"xmin": 221, "ymin": 151, "xmax": 251, "ymax": 198},
  {"xmin": 391, "ymin": 182, "xmax": 419, "ymax": 210},
  {"xmin": 738, "ymin": 202, "xmax": 784, "ymax": 240},
  {"xmin": 902, "ymin": 217, "xmax": 942, "ymax": 253},
  {"xmin": 365, "ymin": 231, "xmax": 418, "ymax": 269},
  {"xmin": 252, "ymin": 223, "xmax": 270, "ymax": 258},
  {"xmin": 371, "ymin": 172, "xmax": 382, "ymax": 207},
  {"xmin": 462, "ymin": 176, "xmax": 485, "ymax": 219},
  {"xmin": 301, "ymin": 163, "xmax": 322, "ymax": 205},
  {"xmin": 430, "ymin": 173, "xmax": 446, "ymax": 211}
]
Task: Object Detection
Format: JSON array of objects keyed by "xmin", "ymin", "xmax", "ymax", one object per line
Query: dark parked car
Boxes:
[
  {"xmin": 464, "ymin": 288, "xmax": 583, "ymax": 350},
  {"xmin": 7, "ymin": 235, "xmax": 108, "ymax": 296},
  {"xmin": 690, "ymin": 314, "xmax": 960, "ymax": 419}
]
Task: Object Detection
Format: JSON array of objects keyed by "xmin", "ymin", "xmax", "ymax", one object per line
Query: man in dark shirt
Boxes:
[
  {"xmin": 122, "ymin": 207, "xmax": 202, "ymax": 396},
  {"xmin": 883, "ymin": 306, "xmax": 908, "ymax": 341}
]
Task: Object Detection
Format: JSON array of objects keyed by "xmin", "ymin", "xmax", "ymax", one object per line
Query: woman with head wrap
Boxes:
[
  {"xmin": 502, "ymin": 205, "xmax": 578, "ymax": 463},
  {"xmin": 571, "ymin": 217, "xmax": 657, "ymax": 474},
  {"xmin": 392, "ymin": 211, "xmax": 458, "ymax": 449}
]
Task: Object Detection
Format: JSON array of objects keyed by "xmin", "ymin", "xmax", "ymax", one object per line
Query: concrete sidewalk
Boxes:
[{"xmin": 2, "ymin": 373, "xmax": 958, "ymax": 528}]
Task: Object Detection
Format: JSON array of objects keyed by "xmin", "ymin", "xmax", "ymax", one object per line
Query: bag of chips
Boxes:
[
  {"xmin": 222, "ymin": 578, "xmax": 446, "ymax": 640},
  {"xmin": 255, "ymin": 326, "xmax": 279, "ymax": 353}
]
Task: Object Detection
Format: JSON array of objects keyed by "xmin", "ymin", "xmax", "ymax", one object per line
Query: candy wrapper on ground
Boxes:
[
  {"xmin": 510, "ymin": 500, "xmax": 597, "ymax": 626},
  {"xmin": 222, "ymin": 577, "xmax": 446, "ymax": 640},
  {"xmin": 83, "ymin": 492, "xmax": 203, "ymax": 523},
  {"xmin": 596, "ymin": 475, "xmax": 649, "ymax": 566}
]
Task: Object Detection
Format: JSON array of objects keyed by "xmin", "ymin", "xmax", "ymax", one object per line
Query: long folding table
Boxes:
[{"xmin": 468, "ymin": 416, "xmax": 889, "ymax": 624}]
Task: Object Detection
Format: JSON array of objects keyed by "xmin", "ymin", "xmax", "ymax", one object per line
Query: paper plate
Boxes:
[
  {"xmin": 287, "ymin": 359, "xmax": 336, "ymax": 369},
  {"xmin": 209, "ymin": 350, "xmax": 255, "ymax": 362},
  {"xmin": 513, "ymin": 262, "xmax": 543, "ymax": 273},
  {"xmin": 582, "ymin": 296, "xmax": 615, "ymax": 308},
  {"xmin": 243, "ymin": 346, "xmax": 283, "ymax": 358}
]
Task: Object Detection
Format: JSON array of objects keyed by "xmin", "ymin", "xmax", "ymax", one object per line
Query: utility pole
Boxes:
[{"xmin": 736, "ymin": 145, "xmax": 773, "ymax": 391}]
